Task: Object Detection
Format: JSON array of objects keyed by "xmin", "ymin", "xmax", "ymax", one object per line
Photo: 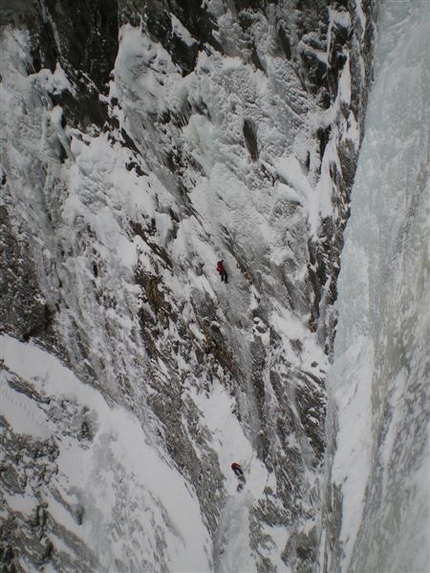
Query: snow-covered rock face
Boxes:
[{"xmin": 0, "ymin": 1, "xmax": 375, "ymax": 571}]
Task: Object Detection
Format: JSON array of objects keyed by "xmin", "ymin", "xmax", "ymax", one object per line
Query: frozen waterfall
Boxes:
[{"xmin": 322, "ymin": 1, "xmax": 429, "ymax": 572}]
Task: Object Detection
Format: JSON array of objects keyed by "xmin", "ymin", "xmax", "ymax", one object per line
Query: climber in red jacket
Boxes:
[
  {"xmin": 231, "ymin": 462, "xmax": 244, "ymax": 477},
  {"xmin": 216, "ymin": 260, "xmax": 228, "ymax": 283},
  {"xmin": 231, "ymin": 462, "xmax": 246, "ymax": 491}
]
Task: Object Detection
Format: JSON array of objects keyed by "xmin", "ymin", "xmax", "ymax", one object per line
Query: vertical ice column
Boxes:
[{"xmin": 324, "ymin": 1, "xmax": 430, "ymax": 572}]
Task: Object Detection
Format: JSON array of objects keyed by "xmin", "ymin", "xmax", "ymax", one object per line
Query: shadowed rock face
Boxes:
[
  {"xmin": 0, "ymin": 207, "xmax": 53, "ymax": 342},
  {"xmin": 13, "ymin": 0, "xmax": 119, "ymax": 129},
  {"xmin": 0, "ymin": 1, "xmax": 376, "ymax": 571}
]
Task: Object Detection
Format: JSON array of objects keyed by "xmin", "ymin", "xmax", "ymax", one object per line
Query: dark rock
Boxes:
[
  {"xmin": 21, "ymin": 0, "xmax": 120, "ymax": 130},
  {"xmin": 0, "ymin": 206, "xmax": 57, "ymax": 346},
  {"xmin": 41, "ymin": 539, "xmax": 54, "ymax": 563},
  {"xmin": 316, "ymin": 125, "xmax": 332, "ymax": 163},
  {"xmin": 143, "ymin": 6, "xmax": 199, "ymax": 76},
  {"xmin": 327, "ymin": 19, "xmax": 351, "ymax": 97},
  {"xmin": 278, "ymin": 26, "xmax": 292, "ymax": 60},
  {"xmin": 243, "ymin": 118, "xmax": 259, "ymax": 161},
  {"xmin": 38, "ymin": 0, "xmax": 118, "ymax": 92},
  {"xmin": 298, "ymin": 41, "xmax": 328, "ymax": 94}
]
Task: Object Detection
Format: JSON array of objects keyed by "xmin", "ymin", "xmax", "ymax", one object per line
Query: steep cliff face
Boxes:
[
  {"xmin": 320, "ymin": 2, "xmax": 429, "ymax": 571},
  {"xmin": 0, "ymin": 1, "xmax": 375, "ymax": 571}
]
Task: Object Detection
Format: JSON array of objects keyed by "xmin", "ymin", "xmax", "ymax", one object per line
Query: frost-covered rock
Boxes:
[{"xmin": 0, "ymin": 1, "xmax": 375, "ymax": 571}]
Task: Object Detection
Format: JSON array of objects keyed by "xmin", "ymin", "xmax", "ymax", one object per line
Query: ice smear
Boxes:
[
  {"xmin": 215, "ymin": 493, "xmax": 254, "ymax": 573},
  {"xmin": 328, "ymin": 336, "xmax": 373, "ymax": 567}
]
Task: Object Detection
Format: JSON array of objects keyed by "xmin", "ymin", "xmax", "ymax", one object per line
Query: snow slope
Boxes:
[{"xmin": 1, "ymin": 334, "xmax": 212, "ymax": 571}]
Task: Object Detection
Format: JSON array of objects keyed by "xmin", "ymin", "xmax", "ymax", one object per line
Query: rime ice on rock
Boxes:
[{"xmin": 0, "ymin": 1, "xmax": 376, "ymax": 571}]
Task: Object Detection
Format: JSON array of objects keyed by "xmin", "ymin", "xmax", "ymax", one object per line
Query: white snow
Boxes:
[
  {"xmin": 1, "ymin": 375, "xmax": 51, "ymax": 439},
  {"xmin": 0, "ymin": 334, "xmax": 212, "ymax": 572},
  {"xmin": 170, "ymin": 14, "xmax": 197, "ymax": 47}
]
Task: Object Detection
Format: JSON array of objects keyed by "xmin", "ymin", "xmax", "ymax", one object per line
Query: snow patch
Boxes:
[{"xmin": 0, "ymin": 335, "xmax": 212, "ymax": 572}]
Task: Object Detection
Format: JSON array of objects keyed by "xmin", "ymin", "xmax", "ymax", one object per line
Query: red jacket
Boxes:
[{"xmin": 217, "ymin": 261, "xmax": 225, "ymax": 273}]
